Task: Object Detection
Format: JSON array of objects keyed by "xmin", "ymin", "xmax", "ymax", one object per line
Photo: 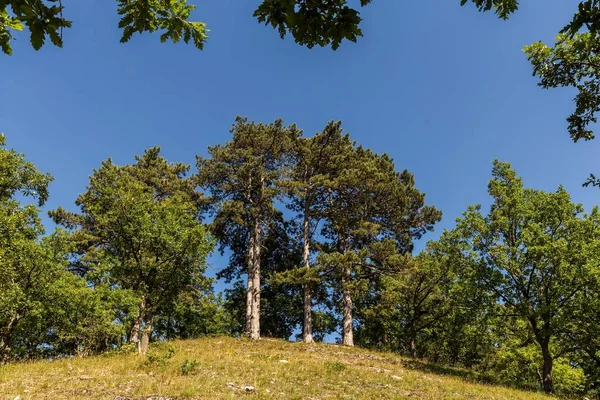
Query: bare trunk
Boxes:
[
  {"xmin": 341, "ymin": 266, "xmax": 354, "ymax": 346},
  {"xmin": 250, "ymin": 223, "xmax": 261, "ymax": 340},
  {"xmin": 246, "ymin": 221, "xmax": 261, "ymax": 340},
  {"xmin": 140, "ymin": 316, "xmax": 153, "ymax": 355},
  {"xmin": 541, "ymin": 339, "xmax": 554, "ymax": 393},
  {"xmin": 129, "ymin": 298, "xmax": 145, "ymax": 353},
  {"xmin": 302, "ymin": 204, "xmax": 314, "ymax": 343},
  {"xmin": 245, "ymin": 235, "xmax": 255, "ymax": 337}
]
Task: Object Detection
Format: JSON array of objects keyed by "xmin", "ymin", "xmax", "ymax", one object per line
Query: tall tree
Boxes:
[
  {"xmin": 275, "ymin": 121, "xmax": 354, "ymax": 343},
  {"xmin": 51, "ymin": 147, "xmax": 213, "ymax": 354},
  {"xmin": 318, "ymin": 146, "xmax": 441, "ymax": 346},
  {"xmin": 455, "ymin": 160, "xmax": 600, "ymax": 393},
  {"xmin": 197, "ymin": 117, "xmax": 300, "ymax": 340}
]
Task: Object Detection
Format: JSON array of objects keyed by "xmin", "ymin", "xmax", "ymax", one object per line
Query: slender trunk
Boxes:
[
  {"xmin": 540, "ymin": 339, "xmax": 554, "ymax": 393},
  {"xmin": 409, "ymin": 337, "xmax": 417, "ymax": 357},
  {"xmin": 0, "ymin": 312, "xmax": 20, "ymax": 363},
  {"xmin": 302, "ymin": 201, "xmax": 314, "ymax": 343},
  {"xmin": 408, "ymin": 320, "xmax": 417, "ymax": 357},
  {"xmin": 129, "ymin": 298, "xmax": 145, "ymax": 353},
  {"xmin": 140, "ymin": 315, "xmax": 153, "ymax": 355},
  {"xmin": 246, "ymin": 220, "xmax": 261, "ymax": 340},
  {"xmin": 341, "ymin": 266, "xmax": 354, "ymax": 346},
  {"xmin": 245, "ymin": 233, "xmax": 255, "ymax": 338}
]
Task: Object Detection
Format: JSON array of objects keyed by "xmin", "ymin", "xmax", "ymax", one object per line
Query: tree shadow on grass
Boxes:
[
  {"xmin": 401, "ymin": 358, "xmax": 544, "ymax": 396},
  {"xmin": 402, "ymin": 358, "xmax": 497, "ymax": 385}
]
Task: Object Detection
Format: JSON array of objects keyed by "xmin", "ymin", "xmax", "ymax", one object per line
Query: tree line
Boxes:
[{"xmin": 2, "ymin": 118, "xmax": 600, "ymax": 396}]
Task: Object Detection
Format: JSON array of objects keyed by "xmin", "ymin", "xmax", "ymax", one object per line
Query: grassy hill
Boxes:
[{"xmin": 0, "ymin": 336, "xmax": 552, "ymax": 399}]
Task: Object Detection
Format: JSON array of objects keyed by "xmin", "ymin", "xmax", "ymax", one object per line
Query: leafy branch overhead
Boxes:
[
  {"xmin": 0, "ymin": 0, "xmax": 377, "ymax": 55},
  {"xmin": 464, "ymin": 0, "xmax": 600, "ymax": 142},
  {"xmin": 0, "ymin": 0, "xmax": 209, "ymax": 55}
]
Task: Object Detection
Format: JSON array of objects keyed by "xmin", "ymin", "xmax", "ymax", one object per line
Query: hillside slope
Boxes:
[{"xmin": 0, "ymin": 336, "xmax": 551, "ymax": 399}]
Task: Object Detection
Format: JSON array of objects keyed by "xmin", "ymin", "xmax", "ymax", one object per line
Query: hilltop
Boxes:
[{"xmin": 0, "ymin": 336, "xmax": 552, "ymax": 399}]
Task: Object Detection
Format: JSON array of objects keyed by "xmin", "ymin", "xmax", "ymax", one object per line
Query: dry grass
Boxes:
[{"xmin": 0, "ymin": 336, "xmax": 552, "ymax": 399}]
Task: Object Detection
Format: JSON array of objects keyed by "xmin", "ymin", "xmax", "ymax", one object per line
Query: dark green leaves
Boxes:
[
  {"xmin": 1, "ymin": 0, "xmax": 72, "ymax": 54},
  {"xmin": 253, "ymin": 0, "xmax": 371, "ymax": 50},
  {"xmin": 459, "ymin": 0, "xmax": 519, "ymax": 20}
]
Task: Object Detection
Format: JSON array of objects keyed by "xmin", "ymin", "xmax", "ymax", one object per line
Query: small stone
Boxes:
[
  {"xmin": 13, "ymin": 396, "xmax": 21, "ymax": 400},
  {"xmin": 391, "ymin": 375, "xmax": 401, "ymax": 380},
  {"xmin": 226, "ymin": 382, "xmax": 237, "ymax": 390},
  {"xmin": 243, "ymin": 385, "xmax": 255, "ymax": 392},
  {"xmin": 279, "ymin": 359, "xmax": 289, "ymax": 363}
]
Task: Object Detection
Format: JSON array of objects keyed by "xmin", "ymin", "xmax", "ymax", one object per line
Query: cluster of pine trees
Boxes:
[{"xmin": 2, "ymin": 118, "xmax": 600, "ymax": 396}]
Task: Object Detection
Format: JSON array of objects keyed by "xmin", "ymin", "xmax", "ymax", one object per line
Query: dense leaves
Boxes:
[{"xmin": 51, "ymin": 147, "xmax": 214, "ymax": 353}]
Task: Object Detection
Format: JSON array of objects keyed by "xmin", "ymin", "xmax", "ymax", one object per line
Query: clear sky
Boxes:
[{"xmin": 2, "ymin": 1, "xmax": 599, "ymax": 286}]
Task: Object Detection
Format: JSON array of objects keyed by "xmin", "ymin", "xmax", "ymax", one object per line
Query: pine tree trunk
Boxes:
[
  {"xmin": 245, "ymin": 234, "xmax": 255, "ymax": 338},
  {"xmin": 247, "ymin": 221, "xmax": 261, "ymax": 340},
  {"xmin": 302, "ymin": 204, "xmax": 314, "ymax": 343},
  {"xmin": 541, "ymin": 339, "xmax": 554, "ymax": 393},
  {"xmin": 341, "ymin": 266, "xmax": 354, "ymax": 346}
]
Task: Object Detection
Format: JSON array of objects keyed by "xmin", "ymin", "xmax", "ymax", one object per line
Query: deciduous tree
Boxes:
[
  {"xmin": 456, "ymin": 160, "xmax": 600, "ymax": 393},
  {"xmin": 51, "ymin": 147, "xmax": 213, "ymax": 354}
]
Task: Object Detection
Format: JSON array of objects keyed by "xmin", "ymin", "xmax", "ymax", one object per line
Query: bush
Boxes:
[
  {"xmin": 180, "ymin": 359, "xmax": 200, "ymax": 375},
  {"xmin": 144, "ymin": 342, "xmax": 177, "ymax": 367}
]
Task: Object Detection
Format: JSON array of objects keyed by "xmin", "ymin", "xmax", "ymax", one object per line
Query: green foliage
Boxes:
[
  {"xmin": 180, "ymin": 358, "xmax": 199, "ymax": 375},
  {"xmin": 492, "ymin": 340, "xmax": 586, "ymax": 396},
  {"xmin": 0, "ymin": 136, "xmax": 126, "ymax": 361},
  {"xmin": 1, "ymin": 0, "xmax": 374, "ymax": 54},
  {"xmin": 144, "ymin": 342, "xmax": 177, "ymax": 367},
  {"xmin": 0, "ymin": 0, "xmax": 71, "ymax": 55},
  {"xmin": 116, "ymin": 0, "xmax": 207, "ymax": 49},
  {"xmin": 459, "ymin": 0, "xmax": 518, "ymax": 19},
  {"xmin": 0, "ymin": 133, "xmax": 52, "ymax": 205},
  {"xmin": 324, "ymin": 361, "xmax": 346, "ymax": 372},
  {"xmin": 454, "ymin": 160, "xmax": 600, "ymax": 393},
  {"xmin": 154, "ymin": 287, "xmax": 230, "ymax": 340},
  {"xmin": 51, "ymin": 147, "xmax": 214, "ymax": 349},
  {"xmin": 254, "ymin": 0, "xmax": 373, "ymax": 50},
  {"xmin": 525, "ymin": 32, "xmax": 600, "ymax": 142}
]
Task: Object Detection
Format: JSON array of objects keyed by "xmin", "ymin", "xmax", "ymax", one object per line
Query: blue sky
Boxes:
[{"xmin": 2, "ymin": 1, "xmax": 599, "ymax": 286}]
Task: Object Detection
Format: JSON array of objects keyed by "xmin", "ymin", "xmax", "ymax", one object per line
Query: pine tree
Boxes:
[
  {"xmin": 318, "ymin": 145, "xmax": 441, "ymax": 346},
  {"xmin": 197, "ymin": 117, "xmax": 300, "ymax": 340}
]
